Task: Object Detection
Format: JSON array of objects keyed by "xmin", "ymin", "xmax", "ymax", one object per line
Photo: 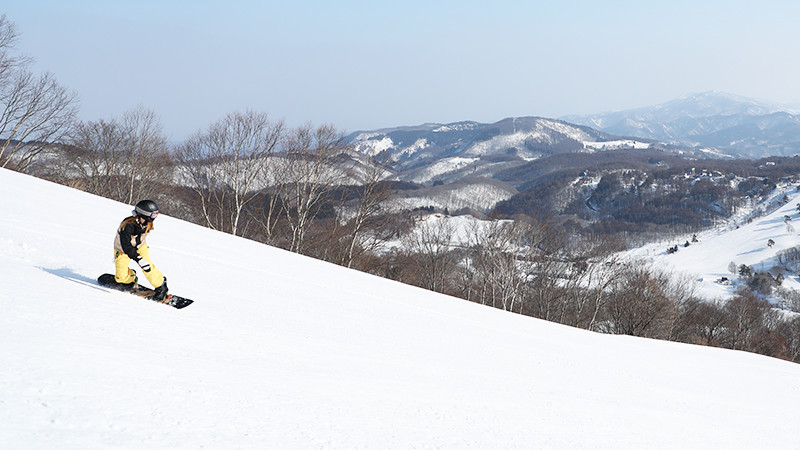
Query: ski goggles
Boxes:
[{"xmin": 134, "ymin": 209, "xmax": 159, "ymax": 221}]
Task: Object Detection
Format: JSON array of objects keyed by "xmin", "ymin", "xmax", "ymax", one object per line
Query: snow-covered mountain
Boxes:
[
  {"xmin": 564, "ymin": 91, "xmax": 800, "ymax": 157},
  {"xmin": 347, "ymin": 117, "xmax": 661, "ymax": 185},
  {"xmin": 350, "ymin": 92, "xmax": 800, "ymax": 198},
  {"xmin": 346, "ymin": 93, "xmax": 800, "ymax": 214},
  {"xmin": 346, "ymin": 117, "xmax": 670, "ymax": 212},
  {"xmin": 4, "ymin": 168, "xmax": 800, "ymax": 448}
]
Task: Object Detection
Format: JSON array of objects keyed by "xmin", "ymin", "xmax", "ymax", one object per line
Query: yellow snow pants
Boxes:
[{"xmin": 114, "ymin": 243, "xmax": 165, "ymax": 288}]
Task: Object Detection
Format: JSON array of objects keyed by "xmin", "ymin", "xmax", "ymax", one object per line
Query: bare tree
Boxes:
[
  {"xmin": 0, "ymin": 15, "xmax": 77, "ymax": 171},
  {"xmin": 402, "ymin": 215, "xmax": 458, "ymax": 294},
  {"xmin": 775, "ymin": 316, "xmax": 800, "ymax": 362},
  {"xmin": 579, "ymin": 261, "xmax": 623, "ymax": 332},
  {"xmin": 560, "ymin": 254, "xmax": 625, "ymax": 331},
  {"xmin": 63, "ymin": 107, "xmax": 170, "ymax": 203},
  {"xmin": 515, "ymin": 217, "xmax": 571, "ymax": 320},
  {"xmin": 119, "ymin": 106, "xmax": 171, "ymax": 204},
  {"xmin": 466, "ymin": 219, "xmax": 530, "ymax": 312},
  {"xmin": 64, "ymin": 118, "xmax": 127, "ymax": 199},
  {"xmin": 278, "ymin": 123, "xmax": 349, "ymax": 253},
  {"xmin": 175, "ymin": 111, "xmax": 284, "ymax": 236},
  {"xmin": 338, "ymin": 156, "xmax": 393, "ymax": 268},
  {"xmin": 721, "ymin": 291, "xmax": 772, "ymax": 353},
  {"xmin": 598, "ymin": 264, "xmax": 678, "ymax": 338},
  {"xmin": 247, "ymin": 157, "xmax": 289, "ymax": 244}
]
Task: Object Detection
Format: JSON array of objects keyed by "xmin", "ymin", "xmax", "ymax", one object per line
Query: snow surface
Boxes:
[
  {"xmin": 464, "ymin": 131, "xmax": 544, "ymax": 159},
  {"xmin": 351, "ymin": 136, "xmax": 395, "ymax": 157},
  {"xmin": 405, "ymin": 156, "xmax": 479, "ymax": 184},
  {"xmin": 3, "ymin": 167, "xmax": 800, "ymax": 449},
  {"xmin": 538, "ymin": 119, "xmax": 595, "ymax": 143},
  {"xmin": 432, "ymin": 123, "xmax": 479, "ymax": 133},
  {"xmin": 385, "ymin": 179, "xmax": 516, "ymax": 213},
  {"xmin": 625, "ymin": 186, "xmax": 800, "ymax": 302},
  {"xmin": 583, "ymin": 140, "xmax": 650, "ymax": 151}
]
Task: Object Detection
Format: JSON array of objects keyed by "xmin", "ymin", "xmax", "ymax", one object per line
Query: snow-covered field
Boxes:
[
  {"xmin": 3, "ymin": 167, "xmax": 800, "ymax": 449},
  {"xmin": 388, "ymin": 181, "xmax": 516, "ymax": 213},
  {"xmin": 626, "ymin": 187, "xmax": 800, "ymax": 301},
  {"xmin": 583, "ymin": 139, "xmax": 650, "ymax": 151},
  {"xmin": 404, "ymin": 156, "xmax": 479, "ymax": 184}
]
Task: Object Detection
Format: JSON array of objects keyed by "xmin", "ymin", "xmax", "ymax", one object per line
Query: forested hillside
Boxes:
[{"xmin": 495, "ymin": 151, "xmax": 800, "ymax": 236}]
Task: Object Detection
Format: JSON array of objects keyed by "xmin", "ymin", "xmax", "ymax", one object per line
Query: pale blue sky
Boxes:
[{"xmin": 4, "ymin": 0, "xmax": 800, "ymax": 140}]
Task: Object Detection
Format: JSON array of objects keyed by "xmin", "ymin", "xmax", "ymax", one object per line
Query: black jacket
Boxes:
[{"xmin": 114, "ymin": 216, "xmax": 152, "ymax": 260}]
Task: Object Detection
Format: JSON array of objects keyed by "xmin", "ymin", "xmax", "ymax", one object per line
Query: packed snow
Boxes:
[{"xmin": 3, "ymin": 167, "xmax": 800, "ymax": 449}]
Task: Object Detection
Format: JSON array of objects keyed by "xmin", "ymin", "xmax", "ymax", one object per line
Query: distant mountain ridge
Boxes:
[
  {"xmin": 347, "ymin": 91, "xmax": 800, "ymax": 185},
  {"xmin": 344, "ymin": 91, "xmax": 800, "ymax": 214},
  {"xmin": 346, "ymin": 116, "xmax": 666, "ymax": 185},
  {"xmin": 563, "ymin": 91, "xmax": 800, "ymax": 157}
]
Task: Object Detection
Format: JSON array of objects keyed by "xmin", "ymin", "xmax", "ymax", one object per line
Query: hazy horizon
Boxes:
[{"xmin": 4, "ymin": 1, "xmax": 800, "ymax": 140}]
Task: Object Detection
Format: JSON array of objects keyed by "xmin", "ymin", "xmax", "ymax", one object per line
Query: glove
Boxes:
[{"xmin": 136, "ymin": 257, "xmax": 152, "ymax": 272}]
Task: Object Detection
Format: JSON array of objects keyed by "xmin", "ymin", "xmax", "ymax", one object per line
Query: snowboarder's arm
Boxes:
[{"xmin": 118, "ymin": 223, "xmax": 141, "ymax": 261}]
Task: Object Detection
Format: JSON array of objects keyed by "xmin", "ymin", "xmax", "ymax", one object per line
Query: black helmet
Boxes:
[{"xmin": 134, "ymin": 199, "xmax": 159, "ymax": 221}]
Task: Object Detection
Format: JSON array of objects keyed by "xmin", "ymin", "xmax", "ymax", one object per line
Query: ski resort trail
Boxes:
[{"xmin": 2, "ymin": 167, "xmax": 800, "ymax": 449}]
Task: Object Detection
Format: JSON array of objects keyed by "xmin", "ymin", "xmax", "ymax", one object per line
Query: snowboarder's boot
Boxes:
[
  {"xmin": 152, "ymin": 277, "xmax": 169, "ymax": 302},
  {"xmin": 119, "ymin": 275, "xmax": 138, "ymax": 292}
]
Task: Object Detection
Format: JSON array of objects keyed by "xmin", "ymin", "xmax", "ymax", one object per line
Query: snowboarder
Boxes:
[{"xmin": 112, "ymin": 199, "xmax": 169, "ymax": 301}]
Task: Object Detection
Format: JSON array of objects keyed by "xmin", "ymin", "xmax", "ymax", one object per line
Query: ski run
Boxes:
[{"xmin": 2, "ymin": 166, "xmax": 800, "ymax": 449}]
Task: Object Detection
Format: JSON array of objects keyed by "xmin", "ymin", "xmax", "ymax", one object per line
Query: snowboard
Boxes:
[{"xmin": 97, "ymin": 274, "xmax": 194, "ymax": 309}]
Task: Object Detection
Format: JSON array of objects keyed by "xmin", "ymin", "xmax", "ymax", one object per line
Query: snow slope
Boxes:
[
  {"xmin": 3, "ymin": 167, "xmax": 800, "ymax": 449},
  {"xmin": 626, "ymin": 186, "xmax": 800, "ymax": 301}
]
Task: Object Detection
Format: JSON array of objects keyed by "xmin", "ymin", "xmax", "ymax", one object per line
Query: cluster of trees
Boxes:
[
  {"xmin": 495, "ymin": 149, "xmax": 800, "ymax": 238},
  {"xmin": 674, "ymin": 292, "xmax": 800, "ymax": 361},
  {"xmin": 0, "ymin": 15, "xmax": 77, "ymax": 172},
  {"xmin": 374, "ymin": 215, "xmax": 800, "ymax": 362},
  {"xmin": 62, "ymin": 106, "xmax": 171, "ymax": 202},
  {"xmin": 727, "ymin": 258, "xmax": 800, "ymax": 312},
  {"xmin": 48, "ymin": 107, "xmax": 400, "ymax": 271},
  {"xmin": 571, "ymin": 173, "xmax": 761, "ymax": 234}
]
